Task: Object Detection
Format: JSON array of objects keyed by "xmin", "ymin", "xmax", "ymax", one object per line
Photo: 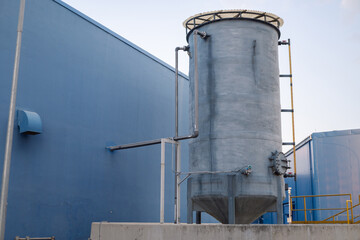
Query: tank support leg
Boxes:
[
  {"xmin": 187, "ymin": 178, "xmax": 193, "ymax": 224},
  {"xmin": 196, "ymin": 211, "xmax": 201, "ymax": 224},
  {"xmin": 228, "ymin": 175, "xmax": 235, "ymax": 224},
  {"xmin": 276, "ymin": 176, "xmax": 284, "ymax": 224}
]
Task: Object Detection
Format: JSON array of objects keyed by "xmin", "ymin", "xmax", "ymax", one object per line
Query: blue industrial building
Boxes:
[
  {"xmin": 0, "ymin": 0, "xmax": 190, "ymax": 239},
  {"xmin": 258, "ymin": 129, "xmax": 360, "ymax": 224},
  {"xmin": 285, "ymin": 129, "xmax": 360, "ymax": 223}
]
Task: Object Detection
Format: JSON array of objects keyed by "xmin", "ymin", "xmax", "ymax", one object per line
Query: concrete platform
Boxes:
[{"xmin": 90, "ymin": 222, "xmax": 360, "ymax": 240}]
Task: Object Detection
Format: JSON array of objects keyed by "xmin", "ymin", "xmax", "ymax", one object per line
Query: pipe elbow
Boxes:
[
  {"xmin": 192, "ymin": 130, "xmax": 199, "ymax": 138},
  {"xmin": 176, "ymin": 46, "xmax": 190, "ymax": 52}
]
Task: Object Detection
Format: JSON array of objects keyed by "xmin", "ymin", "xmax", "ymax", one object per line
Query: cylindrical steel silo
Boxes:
[{"xmin": 184, "ymin": 10, "xmax": 287, "ymax": 224}]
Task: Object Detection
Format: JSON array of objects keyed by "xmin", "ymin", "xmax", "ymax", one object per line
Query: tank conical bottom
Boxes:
[{"xmin": 193, "ymin": 195, "xmax": 276, "ymax": 224}]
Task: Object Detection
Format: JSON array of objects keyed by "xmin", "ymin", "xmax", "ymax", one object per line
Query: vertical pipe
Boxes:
[
  {"xmin": 288, "ymin": 39, "xmax": 297, "ymax": 180},
  {"xmin": 160, "ymin": 139, "xmax": 165, "ymax": 223},
  {"xmin": 288, "ymin": 187, "xmax": 292, "ymax": 224},
  {"xmin": 175, "ymin": 48, "xmax": 179, "ymax": 139},
  {"xmin": 193, "ymin": 32, "xmax": 199, "ymax": 133},
  {"xmin": 176, "ymin": 143, "xmax": 181, "ymax": 223},
  {"xmin": 174, "ymin": 47, "xmax": 179, "ymax": 224},
  {"xmin": 0, "ymin": 1, "xmax": 26, "ymax": 239}
]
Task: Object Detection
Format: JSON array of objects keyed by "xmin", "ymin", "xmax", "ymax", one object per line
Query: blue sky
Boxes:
[{"xmin": 62, "ymin": 0, "xmax": 360, "ymax": 149}]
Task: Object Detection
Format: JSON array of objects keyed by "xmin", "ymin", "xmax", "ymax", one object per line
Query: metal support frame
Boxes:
[
  {"xmin": 187, "ymin": 178, "xmax": 193, "ymax": 224},
  {"xmin": 196, "ymin": 211, "xmax": 201, "ymax": 224},
  {"xmin": 227, "ymin": 175, "xmax": 235, "ymax": 224},
  {"xmin": 276, "ymin": 176, "xmax": 284, "ymax": 224},
  {"xmin": 0, "ymin": 1, "xmax": 26, "ymax": 239},
  {"xmin": 160, "ymin": 138, "xmax": 180, "ymax": 223}
]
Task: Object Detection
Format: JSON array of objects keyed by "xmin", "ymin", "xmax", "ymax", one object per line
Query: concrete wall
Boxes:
[{"xmin": 90, "ymin": 222, "xmax": 360, "ymax": 240}]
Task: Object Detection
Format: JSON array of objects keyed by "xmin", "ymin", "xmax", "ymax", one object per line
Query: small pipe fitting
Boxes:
[
  {"xmin": 194, "ymin": 30, "xmax": 208, "ymax": 39},
  {"xmin": 176, "ymin": 46, "xmax": 190, "ymax": 52},
  {"xmin": 284, "ymin": 173, "xmax": 295, "ymax": 178},
  {"xmin": 240, "ymin": 165, "xmax": 252, "ymax": 176}
]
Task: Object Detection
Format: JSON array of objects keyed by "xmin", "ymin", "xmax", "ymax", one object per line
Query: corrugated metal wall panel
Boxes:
[
  {"xmin": 0, "ymin": 0, "xmax": 189, "ymax": 239},
  {"xmin": 311, "ymin": 130, "xmax": 360, "ymax": 221}
]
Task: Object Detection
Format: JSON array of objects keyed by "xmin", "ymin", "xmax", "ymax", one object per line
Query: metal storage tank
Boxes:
[{"xmin": 184, "ymin": 10, "xmax": 287, "ymax": 224}]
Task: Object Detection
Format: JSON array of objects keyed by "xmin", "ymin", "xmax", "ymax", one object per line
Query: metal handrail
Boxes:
[
  {"xmin": 350, "ymin": 197, "xmax": 360, "ymax": 224},
  {"xmin": 290, "ymin": 193, "xmax": 356, "ymax": 224},
  {"xmin": 184, "ymin": 10, "xmax": 282, "ymax": 34},
  {"xmin": 290, "ymin": 193, "xmax": 351, "ymax": 198},
  {"xmin": 324, "ymin": 196, "xmax": 360, "ymax": 224}
]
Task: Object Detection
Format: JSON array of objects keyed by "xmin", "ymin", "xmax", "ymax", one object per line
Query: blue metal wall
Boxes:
[
  {"xmin": 0, "ymin": 0, "xmax": 189, "ymax": 239},
  {"xmin": 286, "ymin": 129, "xmax": 360, "ymax": 222},
  {"xmin": 259, "ymin": 129, "xmax": 360, "ymax": 223}
]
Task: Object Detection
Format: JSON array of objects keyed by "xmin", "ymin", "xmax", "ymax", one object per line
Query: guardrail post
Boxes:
[
  {"xmin": 303, "ymin": 197, "xmax": 307, "ymax": 222},
  {"xmin": 346, "ymin": 200, "xmax": 351, "ymax": 224},
  {"xmin": 350, "ymin": 195, "xmax": 354, "ymax": 223}
]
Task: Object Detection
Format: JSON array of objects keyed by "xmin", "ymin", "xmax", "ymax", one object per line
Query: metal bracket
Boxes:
[
  {"xmin": 278, "ymin": 40, "xmax": 289, "ymax": 45},
  {"xmin": 281, "ymin": 109, "xmax": 294, "ymax": 113}
]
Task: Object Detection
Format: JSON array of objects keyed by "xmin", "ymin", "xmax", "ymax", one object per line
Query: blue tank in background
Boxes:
[{"xmin": 0, "ymin": 0, "xmax": 190, "ymax": 239}]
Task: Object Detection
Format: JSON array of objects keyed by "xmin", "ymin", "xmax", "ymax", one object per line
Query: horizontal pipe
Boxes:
[
  {"xmin": 107, "ymin": 139, "xmax": 162, "ymax": 151},
  {"xmin": 107, "ymin": 130, "xmax": 199, "ymax": 151},
  {"xmin": 107, "ymin": 31, "xmax": 204, "ymax": 151}
]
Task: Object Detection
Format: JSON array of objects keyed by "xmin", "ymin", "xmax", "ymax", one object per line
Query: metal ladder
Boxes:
[{"xmin": 279, "ymin": 39, "xmax": 297, "ymax": 179}]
